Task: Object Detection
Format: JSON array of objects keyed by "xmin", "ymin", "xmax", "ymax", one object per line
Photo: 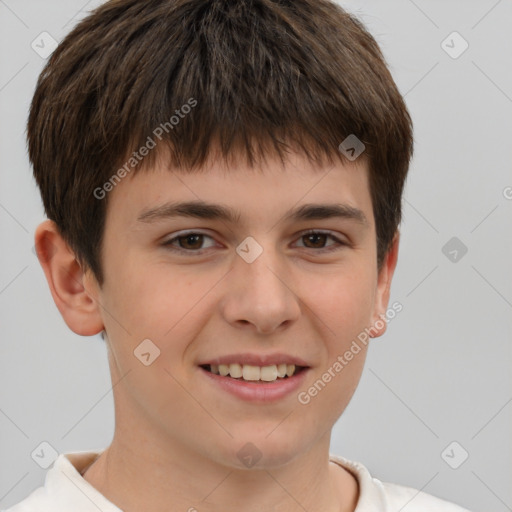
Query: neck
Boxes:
[{"xmin": 82, "ymin": 436, "xmax": 358, "ymax": 512}]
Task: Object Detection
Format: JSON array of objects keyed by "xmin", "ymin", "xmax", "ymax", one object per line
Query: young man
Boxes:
[{"xmin": 5, "ymin": 0, "xmax": 471, "ymax": 511}]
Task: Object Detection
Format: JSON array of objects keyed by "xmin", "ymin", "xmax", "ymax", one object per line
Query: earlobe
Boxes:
[
  {"xmin": 34, "ymin": 220, "xmax": 104, "ymax": 336},
  {"xmin": 369, "ymin": 231, "xmax": 400, "ymax": 339}
]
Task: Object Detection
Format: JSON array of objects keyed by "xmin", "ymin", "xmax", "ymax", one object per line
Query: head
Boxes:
[{"xmin": 29, "ymin": 0, "xmax": 412, "ymax": 469}]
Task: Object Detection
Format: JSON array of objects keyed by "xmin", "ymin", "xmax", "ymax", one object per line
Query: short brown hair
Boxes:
[{"xmin": 27, "ymin": 0, "xmax": 413, "ymax": 285}]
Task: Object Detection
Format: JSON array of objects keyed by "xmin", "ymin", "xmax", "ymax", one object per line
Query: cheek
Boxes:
[
  {"xmin": 322, "ymin": 353, "xmax": 367, "ymax": 427},
  {"xmin": 103, "ymin": 245, "xmax": 204, "ymax": 336},
  {"xmin": 298, "ymin": 268, "xmax": 374, "ymax": 409},
  {"xmin": 304, "ymin": 267, "xmax": 376, "ymax": 339}
]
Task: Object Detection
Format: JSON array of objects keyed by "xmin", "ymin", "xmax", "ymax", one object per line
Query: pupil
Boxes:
[
  {"xmin": 307, "ymin": 234, "xmax": 325, "ymax": 248},
  {"xmin": 182, "ymin": 234, "xmax": 202, "ymax": 249}
]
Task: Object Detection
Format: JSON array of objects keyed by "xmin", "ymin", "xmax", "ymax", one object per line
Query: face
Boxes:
[{"xmin": 83, "ymin": 150, "xmax": 397, "ymax": 469}]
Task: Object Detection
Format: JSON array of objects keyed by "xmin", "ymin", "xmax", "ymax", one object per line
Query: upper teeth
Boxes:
[{"xmin": 209, "ymin": 363, "xmax": 296, "ymax": 381}]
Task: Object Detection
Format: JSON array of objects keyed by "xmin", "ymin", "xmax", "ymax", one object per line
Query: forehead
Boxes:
[{"xmin": 107, "ymin": 150, "xmax": 374, "ymax": 230}]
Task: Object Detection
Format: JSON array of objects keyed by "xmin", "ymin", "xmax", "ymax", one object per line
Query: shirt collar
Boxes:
[
  {"xmin": 47, "ymin": 449, "xmax": 122, "ymax": 512},
  {"xmin": 329, "ymin": 453, "xmax": 388, "ymax": 511}
]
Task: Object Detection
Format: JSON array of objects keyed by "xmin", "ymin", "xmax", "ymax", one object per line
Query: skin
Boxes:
[{"xmin": 35, "ymin": 148, "xmax": 399, "ymax": 512}]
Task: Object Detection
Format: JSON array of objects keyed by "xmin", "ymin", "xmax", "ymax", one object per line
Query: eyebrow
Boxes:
[{"xmin": 137, "ymin": 200, "xmax": 369, "ymax": 227}]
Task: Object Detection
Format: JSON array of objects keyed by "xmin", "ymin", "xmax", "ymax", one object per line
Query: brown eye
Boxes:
[
  {"xmin": 176, "ymin": 234, "xmax": 204, "ymax": 250},
  {"xmin": 302, "ymin": 232, "xmax": 328, "ymax": 249},
  {"xmin": 162, "ymin": 232, "xmax": 216, "ymax": 253},
  {"xmin": 296, "ymin": 230, "xmax": 347, "ymax": 253}
]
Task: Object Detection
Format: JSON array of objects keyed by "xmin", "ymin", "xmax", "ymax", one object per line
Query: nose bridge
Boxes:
[
  {"xmin": 222, "ymin": 237, "xmax": 300, "ymax": 333},
  {"xmin": 238, "ymin": 239, "xmax": 289, "ymax": 303}
]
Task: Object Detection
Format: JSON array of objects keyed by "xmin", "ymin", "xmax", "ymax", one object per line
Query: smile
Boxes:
[
  {"xmin": 198, "ymin": 363, "xmax": 310, "ymax": 403},
  {"xmin": 200, "ymin": 363, "xmax": 307, "ymax": 382}
]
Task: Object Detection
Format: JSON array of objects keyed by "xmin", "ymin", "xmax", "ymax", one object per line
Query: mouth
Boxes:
[
  {"xmin": 199, "ymin": 363, "xmax": 308, "ymax": 383},
  {"xmin": 198, "ymin": 359, "xmax": 311, "ymax": 402}
]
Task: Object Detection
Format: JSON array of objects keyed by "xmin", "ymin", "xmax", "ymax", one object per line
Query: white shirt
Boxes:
[{"xmin": 2, "ymin": 450, "xmax": 471, "ymax": 512}]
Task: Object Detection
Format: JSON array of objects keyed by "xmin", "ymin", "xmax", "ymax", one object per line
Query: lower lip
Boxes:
[{"xmin": 199, "ymin": 366, "xmax": 310, "ymax": 403}]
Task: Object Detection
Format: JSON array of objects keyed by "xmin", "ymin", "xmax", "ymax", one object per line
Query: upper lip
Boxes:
[{"xmin": 198, "ymin": 353, "xmax": 310, "ymax": 367}]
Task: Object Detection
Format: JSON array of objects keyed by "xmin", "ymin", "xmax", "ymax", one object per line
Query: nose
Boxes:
[{"xmin": 219, "ymin": 244, "xmax": 301, "ymax": 335}]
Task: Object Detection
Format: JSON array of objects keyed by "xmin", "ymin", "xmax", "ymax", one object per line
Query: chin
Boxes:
[{"xmin": 220, "ymin": 431, "xmax": 308, "ymax": 470}]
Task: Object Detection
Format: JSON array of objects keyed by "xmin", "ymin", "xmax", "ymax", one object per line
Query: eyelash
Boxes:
[{"xmin": 161, "ymin": 229, "xmax": 348, "ymax": 255}]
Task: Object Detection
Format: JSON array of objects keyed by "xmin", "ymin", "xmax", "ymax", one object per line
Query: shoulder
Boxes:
[
  {"xmin": 1, "ymin": 486, "xmax": 50, "ymax": 512},
  {"xmin": 329, "ymin": 453, "xmax": 472, "ymax": 512},
  {"xmin": 380, "ymin": 481, "xmax": 472, "ymax": 511},
  {"xmin": 2, "ymin": 450, "xmax": 115, "ymax": 512}
]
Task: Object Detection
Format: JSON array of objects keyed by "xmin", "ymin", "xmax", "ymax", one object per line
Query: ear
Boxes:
[
  {"xmin": 34, "ymin": 220, "xmax": 104, "ymax": 336},
  {"xmin": 369, "ymin": 230, "xmax": 400, "ymax": 339}
]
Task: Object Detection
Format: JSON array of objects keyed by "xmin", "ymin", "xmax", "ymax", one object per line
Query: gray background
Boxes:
[{"xmin": 1, "ymin": 1, "xmax": 511, "ymax": 511}]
